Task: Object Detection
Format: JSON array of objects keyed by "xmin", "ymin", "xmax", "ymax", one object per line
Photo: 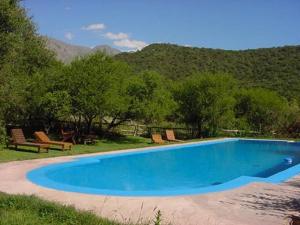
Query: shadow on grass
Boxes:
[
  {"xmin": 5, "ymin": 147, "xmax": 41, "ymax": 154},
  {"xmin": 5, "ymin": 146, "xmax": 63, "ymax": 153},
  {"xmin": 101, "ymin": 136, "xmax": 151, "ymax": 145}
]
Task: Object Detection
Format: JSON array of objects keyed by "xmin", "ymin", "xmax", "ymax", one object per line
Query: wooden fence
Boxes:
[{"xmin": 6, "ymin": 119, "xmax": 263, "ymax": 140}]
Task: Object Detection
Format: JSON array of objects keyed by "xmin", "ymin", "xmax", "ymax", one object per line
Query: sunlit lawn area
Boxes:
[
  {"xmin": 0, "ymin": 135, "xmax": 212, "ymax": 163},
  {"xmin": 0, "ymin": 136, "xmax": 156, "ymax": 163}
]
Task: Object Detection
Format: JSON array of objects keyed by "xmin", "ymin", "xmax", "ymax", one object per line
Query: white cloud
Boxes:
[
  {"xmin": 82, "ymin": 23, "xmax": 106, "ymax": 31},
  {"xmin": 113, "ymin": 39, "xmax": 148, "ymax": 50},
  {"xmin": 104, "ymin": 32, "xmax": 129, "ymax": 40},
  {"xmin": 64, "ymin": 32, "xmax": 74, "ymax": 40}
]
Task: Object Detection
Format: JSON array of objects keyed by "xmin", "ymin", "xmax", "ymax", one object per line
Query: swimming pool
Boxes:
[{"xmin": 27, "ymin": 138, "xmax": 300, "ymax": 196}]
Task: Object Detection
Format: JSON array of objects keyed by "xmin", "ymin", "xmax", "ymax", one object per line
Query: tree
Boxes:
[
  {"xmin": 0, "ymin": 118, "xmax": 6, "ymax": 144},
  {"xmin": 17, "ymin": 61, "xmax": 71, "ymax": 132},
  {"xmin": 235, "ymin": 88, "xmax": 290, "ymax": 133},
  {"xmin": 126, "ymin": 71, "xmax": 176, "ymax": 125},
  {"xmin": 64, "ymin": 51, "xmax": 176, "ymax": 133},
  {"xmin": 65, "ymin": 52, "xmax": 132, "ymax": 133},
  {"xmin": 176, "ymin": 73, "xmax": 237, "ymax": 137},
  {"xmin": 101, "ymin": 70, "xmax": 176, "ymax": 131},
  {"xmin": 102, "ymin": 67, "xmax": 134, "ymax": 131},
  {"xmin": 282, "ymin": 99, "xmax": 300, "ymax": 137},
  {"xmin": 0, "ymin": 0, "xmax": 56, "ymax": 125},
  {"xmin": 0, "ymin": 0, "xmax": 55, "ymax": 75}
]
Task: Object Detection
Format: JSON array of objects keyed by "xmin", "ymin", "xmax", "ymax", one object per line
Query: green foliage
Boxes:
[
  {"xmin": 28, "ymin": 63, "xmax": 70, "ymax": 123},
  {"xmin": 0, "ymin": 0, "xmax": 56, "ymax": 125},
  {"xmin": 65, "ymin": 52, "xmax": 134, "ymax": 131},
  {"xmin": 235, "ymin": 88, "xmax": 290, "ymax": 133},
  {"xmin": 97, "ymin": 57, "xmax": 137, "ymax": 130},
  {"xmin": 0, "ymin": 192, "xmax": 124, "ymax": 225},
  {"xmin": 153, "ymin": 210, "xmax": 162, "ymax": 225},
  {"xmin": 64, "ymin": 53, "xmax": 176, "ymax": 132},
  {"xmin": 127, "ymin": 71, "xmax": 176, "ymax": 124},
  {"xmin": 283, "ymin": 99, "xmax": 300, "ymax": 132},
  {"xmin": 0, "ymin": 75, "xmax": 29, "ymax": 123},
  {"xmin": 0, "ymin": 119, "xmax": 6, "ymax": 144},
  {"xmin": 0, "ymin": 0, "xmax": 55, "ymax": 75},
  {"xmin": 175, "ymin": 73, "xmax": 237, "ymax": 137},
  {"xmin": 39, "ymin": 91, "xmax": 71, "ymax": 120},
  {"xmin": 116, "ymin": 44, "xmax": 300, "ymax": 101}
]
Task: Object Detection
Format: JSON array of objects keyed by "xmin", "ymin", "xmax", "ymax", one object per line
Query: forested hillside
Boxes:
[{"xmin": 116, "ymin": 44, "xmax": 300, "ymax": 100}]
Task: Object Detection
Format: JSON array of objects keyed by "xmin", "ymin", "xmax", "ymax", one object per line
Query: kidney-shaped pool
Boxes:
[{"xmin": 27, "ymin": 138, "xmax": 300, "ymax": 196}]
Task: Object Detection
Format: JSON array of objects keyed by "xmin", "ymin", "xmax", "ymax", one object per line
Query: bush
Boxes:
[
  {"xmin": 235, "ymin": 88, "xmax": 290, "ymax": 134},
  {"xmin": 175, "ymin": 73, "xmax": 237, "ymax": 137},
  {"xmin": 0, "ymin": 119, "xmax": 6, "ymax": 144}
]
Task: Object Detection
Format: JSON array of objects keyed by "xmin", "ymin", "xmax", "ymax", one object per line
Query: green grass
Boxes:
[
  {"xmin": 0, "ymin": 136, "xmax": 156, "ymax": 163},
  {"xmin": 2, "ymin": 135, "xmax": 289, "ymax": 163},
  {"xmin": 0, "ymin": 192, "xmax": 127, "ymax": 225}
]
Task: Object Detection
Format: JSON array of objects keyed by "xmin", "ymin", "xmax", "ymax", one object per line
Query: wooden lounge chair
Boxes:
[
  {"xmin": 289, "ymin": 215, "xmax": 300, "ymax": 225},
  {"xmin": 34, "ymin": 131, "xmax": 72, "ymax": 151},
  {"xmin": 10, "ymin": 129, "xmax": 49, "ymax": 153},
  {"xmin": 165, "ymin": 129, "xmax": 183, "ymax": 142},
  {"xmin": 151, "ymin": 133, "xmax": 165, "ymax": 144},
  {"xmin": 61, "ymin": 129, "xmax": 76, "ymax": 144},
  {"xmin": 82, "ymin": 133, "xmax": 97, "ymax": 145}
]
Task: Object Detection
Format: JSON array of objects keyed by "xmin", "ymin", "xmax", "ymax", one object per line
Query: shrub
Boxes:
[{"xmin": 0, "ymin": 119, "xmax": 6, "ymax": 144}]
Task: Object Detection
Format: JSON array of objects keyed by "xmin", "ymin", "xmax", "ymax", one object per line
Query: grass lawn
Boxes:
[
  {"xmin": 2, "ymin": 135, "xmax": 295, "ymax": 163},
  {"xmin": 0, "ymin": 192, "xmax": 129, "ymax": 225},
  {"xmin": 0, "ymin": 136, "xmax": 157, "ymax": 163}
]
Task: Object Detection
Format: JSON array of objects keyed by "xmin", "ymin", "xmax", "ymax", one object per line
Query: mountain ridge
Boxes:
[
  {"xmin": 44, "ymin": 37, "xmax": 121, "ymax": 63},
  {"xmin": 116, "ymin": 43, "xmax": 300, "ymax": 100},
  {"xmin": 44, "ymin": 37, "xmax": 300, "ymax": 100}
]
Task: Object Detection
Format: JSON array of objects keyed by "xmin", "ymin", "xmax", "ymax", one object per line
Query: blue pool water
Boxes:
[{"xmin": 27, "ymin": 139, "xmax": 300, "ymax": 196}]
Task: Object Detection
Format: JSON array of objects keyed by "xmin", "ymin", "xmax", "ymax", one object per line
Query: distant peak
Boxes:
[
  {"xmin": 93, "ymin": 44, "xmax": 112, "ymax": 49},
  {"xmin": 44, "ymin": 36, "xmax": 122, "ymax": 63}
]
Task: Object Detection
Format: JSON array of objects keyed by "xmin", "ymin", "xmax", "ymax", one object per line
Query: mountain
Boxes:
[
  {"xmin": 44, "ymin": 37, "xmax": 121, "ymax": 63},
  {"xmin": 116, "ymin": 43, "xmax": 300, "ymax": 100},
  {"xmin": 93, "ymin": 45, "xmax": 121, "ymax": 56}
]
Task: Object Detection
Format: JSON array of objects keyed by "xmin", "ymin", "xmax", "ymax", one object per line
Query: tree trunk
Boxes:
[
  {"xmin": 106, "ymin": 117, "xmax": 117, "ymax": 132},
  {"xmin": 106, "ymin": 117, "xmax": 129, "ymax": 133},
  {"xmin": 85, "ymin": 116, "xmax": 94, "ymax": 134},
  {"xmin": 197, "ymin": 121, "xmax": 202, "ymax": 138}
]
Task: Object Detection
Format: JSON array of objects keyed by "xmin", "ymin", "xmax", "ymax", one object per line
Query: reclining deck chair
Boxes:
[
  {"xmin": 34, "ymin": 131, "xmax": 72, "ymax": 151},
  {"xmin": 11, "ymin": 129, "xmax": 49, "ymax": 153},
  {"xmin": 151, "ymin": 133, "xmax": 165, "ymax": 144},
  {"xmin": 165, "ymin": 130, "xmax": 183, "ymax": 142}
]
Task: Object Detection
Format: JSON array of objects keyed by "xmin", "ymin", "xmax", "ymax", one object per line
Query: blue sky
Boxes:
[{"xmin": 22, "ymin": 0, "xmax": 300, "ymax": 51}]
